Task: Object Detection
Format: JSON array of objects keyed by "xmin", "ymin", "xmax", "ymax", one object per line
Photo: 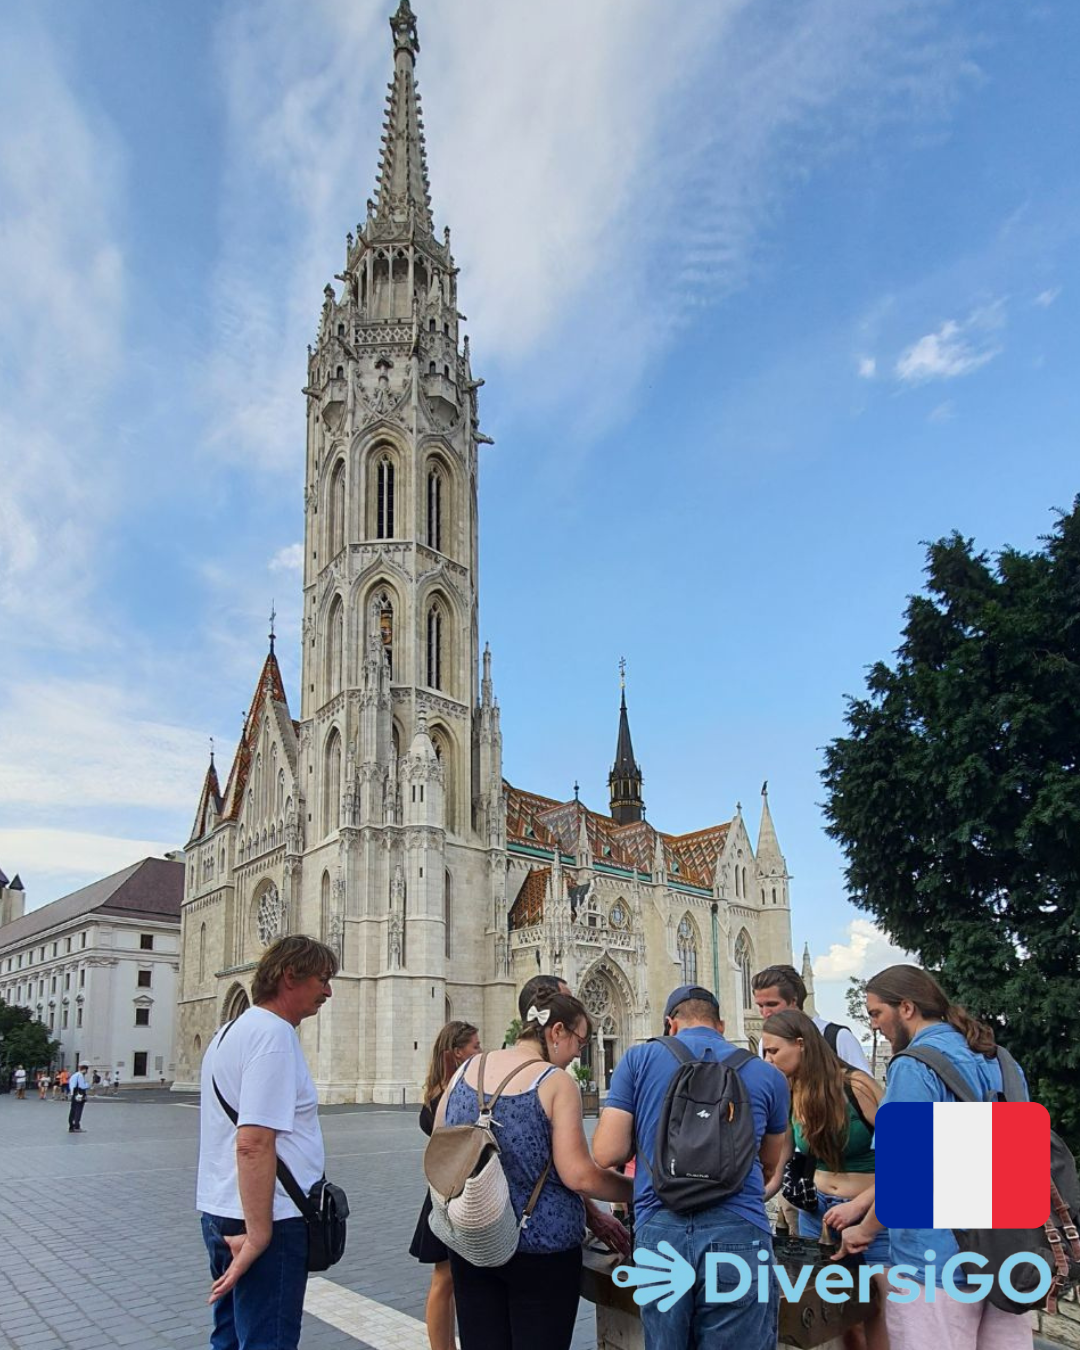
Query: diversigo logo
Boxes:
[{"xmin": 613, "ymin": 1101, "xmax": 1054, "ymax": 1311}]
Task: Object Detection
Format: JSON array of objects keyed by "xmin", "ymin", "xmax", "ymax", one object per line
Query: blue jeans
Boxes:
[
  {"xmin": 201, "ymin": 1213, "xmax": 308, "ymax": 1350},
  {"xmin": 636, "ymin": 1207, "xmax": 778, "ymax": 1350},
  {"xmin": 797, "ymin": 1194, "xmax": 891, "ymax": 1266}
]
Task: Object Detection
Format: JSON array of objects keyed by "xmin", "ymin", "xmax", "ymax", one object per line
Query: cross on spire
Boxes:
[{"xmin": 269, "ymin": 600, "xmax": 277, "ymax": 653}]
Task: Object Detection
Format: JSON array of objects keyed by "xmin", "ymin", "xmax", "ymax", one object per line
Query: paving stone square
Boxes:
[{"xmin": 0, "ymin": 1089, "xmax": 599, "ymax": 1350}]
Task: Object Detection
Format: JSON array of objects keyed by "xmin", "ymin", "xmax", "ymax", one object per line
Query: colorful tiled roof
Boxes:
[
  {"xmin": 219, "ymin": 649, "xmax": 292, "ymax": 823},
  {"xmin": 504, "ymin": 782, "xmax": 730, "ymax": 888},
  {"xmin": 508, "ymin": 866, "xmax": 550, "ymax": 929}
]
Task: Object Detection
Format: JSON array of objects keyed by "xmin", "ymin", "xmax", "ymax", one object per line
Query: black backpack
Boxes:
[
  {"xmin": 640, "ymin": 1038, "xmax": 758, "ymax": 1214},
  {"xmin": 892, "ymin": 1043, "xmax": 1080, "ymax": 1314},
  {"xmin": 822, "ymin": 1022, "xmax": 846, "ymax": 1054}
]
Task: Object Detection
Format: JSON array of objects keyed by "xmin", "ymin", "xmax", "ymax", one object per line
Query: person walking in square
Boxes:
[
  {"xmin": 68, "ymin": 1064, "xmax": 90, "ymax": 1132},
  {"xmin": 14, "ymin": 1065, "xmax": 26, "ymax": 1099},
  {"xmin": 410, "ymin": 1020, "xmax": 482, "ymax": 1350},
  {"xmin": 197, "ymin": 934, "xmax": 338, "ymax": 1350},
  {"xmin": 592, "ymin": 984, "xmax": 789, "ymax": 1350}
]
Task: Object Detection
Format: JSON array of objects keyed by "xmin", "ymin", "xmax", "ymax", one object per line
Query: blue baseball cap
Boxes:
[{"xmin": 664, "ymin": 984, "xmax": 720, "ymax": 1021}]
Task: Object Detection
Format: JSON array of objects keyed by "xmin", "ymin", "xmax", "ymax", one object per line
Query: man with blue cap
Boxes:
[{"xmin": 592, "ymin": 984, "xmax": 789, "ymax": 1349}]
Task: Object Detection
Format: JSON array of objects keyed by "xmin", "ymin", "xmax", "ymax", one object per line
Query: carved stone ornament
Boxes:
[
  {"xmin": 581, "ymin": 974, "xmax": 611, "ymax": 1020},
  {"xmin": 256, "ymin": 884, "xmax": 285, "ymax": 947}
]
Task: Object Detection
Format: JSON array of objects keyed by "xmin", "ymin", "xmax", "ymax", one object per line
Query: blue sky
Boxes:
[{"xmin": 1, "ymin": 0, "xmax": 1077, "ymax": 1026}]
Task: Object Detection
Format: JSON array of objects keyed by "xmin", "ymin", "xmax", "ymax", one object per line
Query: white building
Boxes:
[
  {"xmin": 0, "ymin": 858, "xmax": 183, "ymax": 1080},
  {"xmin": 176, "ymin": 1, "xmax": 794, "ymax": 1101}
]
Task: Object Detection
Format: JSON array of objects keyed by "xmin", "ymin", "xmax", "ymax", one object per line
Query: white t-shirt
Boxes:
[
  {"xmin": 811, "ymin": 1015, "xmax": 873, "ymax": 1074},
  {"xmin": 14, "ymin": 1069, "xmax": 26, "ymax": 1087},
  {"xmin": 196, "ymin": 1007, "xmax": 324, "ymax": 1221}
]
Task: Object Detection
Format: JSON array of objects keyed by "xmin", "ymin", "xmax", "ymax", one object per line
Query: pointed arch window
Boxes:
[
  {"xmin": 198, "ymin": 923, "xmax": 207, "ymax": 983},
  {"xmin": 328, "ymin": 459, "xmax": 346, "ymax": 557},
  {"xmin": 322, "ymin": 730, "xmax": 342, "ymax": 838},
  {"xmin": 320, "ymin": 870, "xmax": 331, "ymax": 943},
  {"xmin": 427, "ymin": 466, "xmax": 443, "ymax": 552},
  {"xmin": 734, "ymin": 930, "xmax": 754, "ymax": 1010},
  {"xmin": 677, "ymin": 916, "xmax": 698, "ymax": 985},
  {"xmin": 377, "ymin": 455, "xmax": 395, "ymax": 539},
  {"xmin": 370, "ymin": 590, "xmax": 394, "ymax": 680},
  {"xmin": 444, "ymin": 869, "xmax": 452, "ymax": 959},
  {"xmin": 327, "ymin": 597, "xmax": 344, "ymax": 699},
  {"xmin": 426, "ymin": 603, "xmax": 443, "ymax": 689}
]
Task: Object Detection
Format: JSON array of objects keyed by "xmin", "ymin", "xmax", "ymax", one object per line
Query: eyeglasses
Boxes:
[{"xmin": 566, "ymin": 1028, "xmax": 590, "ymax": 1050}]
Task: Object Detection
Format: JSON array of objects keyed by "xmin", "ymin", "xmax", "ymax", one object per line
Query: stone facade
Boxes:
[{"xmin": 175, "ymin": 0, "xmax": 793, "ymax": 1101}]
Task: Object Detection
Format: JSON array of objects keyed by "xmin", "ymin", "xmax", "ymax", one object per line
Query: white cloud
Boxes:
[
  {"xmin": 202, "ymin": 0, "xmax": 980, "ymax": 461},
  {"xmin": 269, "ymin": 542, "xmax": 304, "ymax": 573},
  {"xmin": 813, "ymin": 917, "xmax": 913, "ymax": 982},
  {"xmin": 895, "ymin": 301, "xmax": 1005, "ymax": 384},
  {"xmin": 0, "ymin": 679, "xmax": 212, "ymax": 814},
  {"xmin": 0, "ymin": 830, "xmax": 176, "ymax": 895},
  {"xmin": 857, "ymin": 356, "xmax": 877, "ymax": 379},
  {"xmin": 929, "ymin": 400, "xmax": 954, "ymax": 422},
  {"xmin": 0, "ymin": 13, "xmax": 126, "ymax": 644},
  {"xmin": 1034, "ymin": 286, "xmax": 1060, "ymax": 308}
]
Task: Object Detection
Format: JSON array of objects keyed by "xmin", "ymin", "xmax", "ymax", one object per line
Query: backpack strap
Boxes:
[
  {"xmin": 471, "ymin": 1052, "xmax": 554, "ymax": 1226},
  {"xmin": 843, "ymin": 1075, "xmax": 875, "ymax": 1135},
  {"xmin": 824, "ymin": 1023, "xmax": 846, "ymax": 1053},
  {"xmin": 649, "ymin": 1037, "xmax": 755, "ymax": 1074},
  {"xmin": 993, "ymin": 1046, "xmax": 1029, "ymax": 1104},
  {"xmin": 889, "ymin": 1045, "xmax": 980, "ymax": 1102},
  {"xmin": 211, "ymin": 1018, "xmax": 318, "ymax": 1222}
]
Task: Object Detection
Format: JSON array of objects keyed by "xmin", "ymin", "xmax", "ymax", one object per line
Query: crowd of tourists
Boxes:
[{"xmin": 196, "ymin": 935, "xmax": 1055, "ymax": 1350}]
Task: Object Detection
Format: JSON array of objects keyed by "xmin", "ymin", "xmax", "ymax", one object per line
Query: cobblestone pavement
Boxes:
[{"xmin": 0, "ymin": 1089, "xmax": 599, "ymax": 1350}]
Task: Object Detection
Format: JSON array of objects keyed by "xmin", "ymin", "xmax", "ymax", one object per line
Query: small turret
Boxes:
[{"xmin": 608, "ymin": 660, "xmax": 644, "ymax": 825}]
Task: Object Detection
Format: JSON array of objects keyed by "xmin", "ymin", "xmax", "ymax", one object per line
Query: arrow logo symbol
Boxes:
[{"xmin": 612, "ymin": 1241, "xmax": 696, "ymax": 1312}]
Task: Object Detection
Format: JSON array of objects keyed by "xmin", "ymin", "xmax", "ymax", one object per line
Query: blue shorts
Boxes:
[{"xmin": 797, "ymin": 1191, "xmax": 891, "ymax": 1266}]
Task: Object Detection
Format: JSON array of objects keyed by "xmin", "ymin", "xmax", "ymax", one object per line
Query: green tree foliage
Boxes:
[
  {"xmin": 822, "ymin": 501, "xmax": 1080, "ymax": 1149},
  {"xmin": 845, "ymin": 977, "xmax": 880, "ymax": 1074},
  {"xmin": 503, "ymin": 1017, "xmax": 522, "ymax": 1047},
  {"xmin": 0, "ymin": 999, "xmax": 60, "ymax": 1074}
]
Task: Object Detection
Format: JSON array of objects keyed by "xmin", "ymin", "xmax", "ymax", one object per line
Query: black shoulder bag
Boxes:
[{"xmin": 212, "ymin": 1020, "xmax": 349, "ymax": 1272}]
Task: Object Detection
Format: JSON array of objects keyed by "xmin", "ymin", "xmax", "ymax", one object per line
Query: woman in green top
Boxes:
[{"xmin": 762, "ymin": 1009, "xmax": 888, "ymax": 1350}]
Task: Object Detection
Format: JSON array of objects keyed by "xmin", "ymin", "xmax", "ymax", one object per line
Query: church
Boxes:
[{"xmin": 174, "ymin": 0, "xmax": 794, "ymax": 1101}]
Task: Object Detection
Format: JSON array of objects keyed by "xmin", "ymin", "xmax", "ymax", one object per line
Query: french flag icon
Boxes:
[{"xmin": 876, "ymin": 1102, "xmax": 1050, "ymax": 1228}]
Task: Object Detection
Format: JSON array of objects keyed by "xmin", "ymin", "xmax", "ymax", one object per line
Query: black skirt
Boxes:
[{"xmin": 409, "ymin": 1188, "xmax": 449, "ymax": 1264}]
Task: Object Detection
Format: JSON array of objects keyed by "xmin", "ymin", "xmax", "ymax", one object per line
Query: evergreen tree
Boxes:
[
  {"xmin": 822, "ymin": 500, "xmax": 1080, "ymax": 1148},
  {"xmin": 0, "ymin": 999, "xmax": 60, "ymax": 1076},
  {"xmin": 845, "ymin": 977, "xmax": 879, "ymax": 1074}
]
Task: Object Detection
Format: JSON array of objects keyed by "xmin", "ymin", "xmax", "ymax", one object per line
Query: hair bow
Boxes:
[{"xmin": 526, "ymin": 1005, "xmax": 551, "ymax": 1026}]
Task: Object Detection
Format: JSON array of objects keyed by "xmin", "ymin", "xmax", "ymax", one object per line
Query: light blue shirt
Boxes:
[
  {"xmin": 605, "ymin": 1026, "xmax": 789, "ymax": 1232},
  {"xmin": 879, "ymin": 1022, "xmax": 1027, "ymax": 1286},
  {"xmin": 69, "ymin": 1071, "xmax": 90, "ymax": 1094}
]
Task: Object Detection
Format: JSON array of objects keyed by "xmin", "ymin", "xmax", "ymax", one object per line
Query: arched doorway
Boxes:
[
  {"xmin": 579, "ymin": 963, "xmax": 630, "ymax": 1091},
  {"xmin": 221, "ymin": 983, "xmax": 250, "ymax": 1024}
]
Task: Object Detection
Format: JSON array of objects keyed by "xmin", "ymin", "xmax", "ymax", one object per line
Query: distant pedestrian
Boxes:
[
  {"xmin": 38, "ymin": 1073, "xmax": 50, "ymax": 1101},
  {"xmin": 91, "ymin": 1071, "xmax": 101, "ymax": 1095},
  {"xmin": 68, "ymin": 1064, "xmax": 90, "ymax": 1133},
  {"xmin": 52, "ymin": 1074, "xmax": 61, "ymax": 1100},
  {"xmin": 112, "ymin": 1070, "xmax": 120, "ymax": 1094},
  {"xmin": 14, "ymin": 1065, "xmax": 26, "ymax": 1099},
  {"xmin": 59, "ymin": 1068, "xmax": 70, "ymax": 1099}
]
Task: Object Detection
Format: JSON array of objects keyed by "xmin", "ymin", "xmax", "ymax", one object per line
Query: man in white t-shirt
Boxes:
[
  {"xmin": 752, "ymin": 964, "xmax": 873, "ymax": 1074},
  {"xmin": 14, "ymin": 1065, "xmax": 26, "ymax": 1099},
  {"xmin": 197, "ymin": 934, "xmax": 338, "ymax": 1350}
]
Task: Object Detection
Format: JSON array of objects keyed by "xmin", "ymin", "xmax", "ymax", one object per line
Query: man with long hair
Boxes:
[
  {"xmin": 197, "ymin": 935, "xmax": 338, "ymax": 1350},
  {"xmin": 838, "ymin": 964, "xmax": 1034, "ymax": 1350}
]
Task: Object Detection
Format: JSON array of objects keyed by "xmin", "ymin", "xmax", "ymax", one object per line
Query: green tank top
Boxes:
[{"xmin": 791, "ymin": 1081, "xmax": 876, "ymax": 1174}]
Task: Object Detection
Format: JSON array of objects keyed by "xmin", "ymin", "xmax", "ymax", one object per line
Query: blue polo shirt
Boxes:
[
  {"xmin": 605, "ymin": 1026, "xmax": 789, "ymax": 1232},
  {"xmin": 880, "ymin": 1022, "xmax": 1028, "ymax": 1286}
]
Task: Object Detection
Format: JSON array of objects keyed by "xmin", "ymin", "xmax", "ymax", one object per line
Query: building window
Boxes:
[
  {"xmin": 52, "ymin": 942, "xmax": 57, "ymax": 957},
  {"xmin": 199, "ymin": 923, "xmax": 207, "ymax": 983},
  {"xmin": 76, "ymin": 1007, "xmax": 83, "ymax": 1028},
  {"xmin": 66, "ymin": 938, "xmax": 72, "ymax": 953},
  {"xmin": 81, "ymin": 932, "xmax": 86, "ymax": 949},
  {"xmin": 133, "ymin": 1052, "xmax": 148, "ymax": 1077},
  {"xmin": 376, "ymin": 456, "xmax": 395, "ymax": 539},
  {"xmin": 137, "ymin": 970, "xmax": 152, "ymax": 989},
  {"xmin": 427, "ymin": 468, "xmax": 443, "ymax": 552},
  {"xmin": 328, "ymin": 459, "xmax": 346, "ymax": 557},
  {"xmin": 79, "ymin": 970, "xmax": 85, "ymax": 988},
  {"xmin": 426, "ymin": 605, "xmax": 442, "ymax": 689},
  {"xmin": 64, "ymin": 973, "xmax": 71, "ymax": 991},
  {"xmin": 62, "ymin": 1009, "xmax": 69, "ymax": 1030},
  {"xmin": 677, "ymin": 916, "xmax": 698, "ymax": 986},
  {"xmin": 135, "ymin": 1007, "xmax": 150, "ymax": 1027},
  {"xmin": 140, "ymin": 935, "xmax": 154, "ymax": 951},
  {"xmin": 444, "ymin": 870, "xmax": 452, "ymax": 959}
]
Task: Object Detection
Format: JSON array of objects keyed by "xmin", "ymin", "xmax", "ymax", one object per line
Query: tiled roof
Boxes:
[
  {"xmin": 507, "ymin": 783, "xmax": 734, "ymax": 885},
  {"xmin": 219, "ymin": 650, "xmax": 292, "ymax": 823},
  {"xmin": 0, "ymin": 858, "xmax": 183, "ymax": 952},
  {"xmin": 504, "ymin": 782, "xmax": 730, "ymax": 888},
  {"xmin": 189, "ymin": 760, "xmax": 223, "ymax": 845},
  {"xmin": 508, "ymin": 867, "xmax": 549, "ymax": 929}
]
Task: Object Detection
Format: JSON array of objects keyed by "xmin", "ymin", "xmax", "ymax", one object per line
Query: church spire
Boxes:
[
  {"xmin": 373, "ymin": 0, "xmax": 433, "ymax": 233},
  {"xmin": 756, "ymin": 780, "xmax": 786, "ymax": 872},
  {"xmin": 609, "ymin": 659, "xmax": 644, "ymax": 825}
]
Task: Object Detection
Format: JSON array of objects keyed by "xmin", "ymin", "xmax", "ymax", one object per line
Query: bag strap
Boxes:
[
  {"xmin": 993, "ymin": 1046, "xmax": 1028, "ymax": 1103},
  {"xmin": 475, "ymin": 1051, "xmax": 553, "ymax": 1115},
  {"xmin": 210, "ymin": 1020, "xmax": 317, "ymax": 1222},
  {"xmin": 824, "ymin": 1023, "xmax": 845, "ymax": 1053},
  {"xmin": 889, "ymin": 1045, "xmax": 980, "ymax": 1102},
  {"xmin": 843, "ymin": 1075, "xmax": 876, "ymax": 1135}
]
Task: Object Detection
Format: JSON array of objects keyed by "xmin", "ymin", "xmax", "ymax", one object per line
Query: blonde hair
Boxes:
[{"xmin": 423, "ymin": 1021, "xmax": 478, "ymax": 1107}]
